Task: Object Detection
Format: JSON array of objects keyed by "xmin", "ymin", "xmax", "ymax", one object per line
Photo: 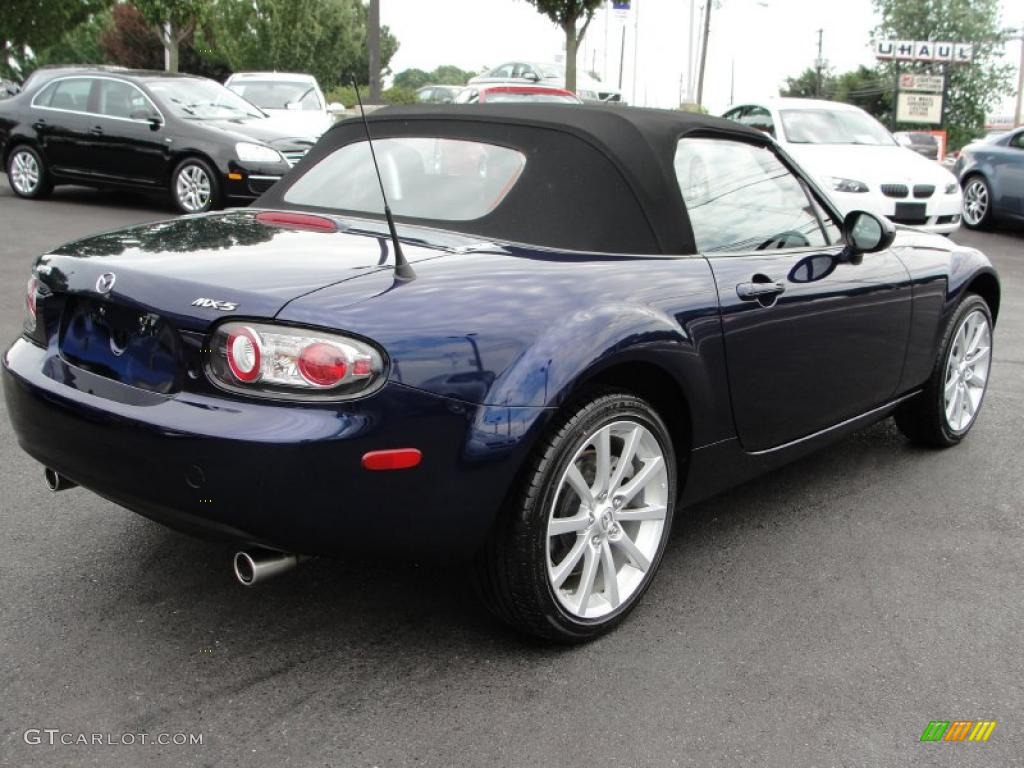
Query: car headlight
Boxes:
[
  {"xmin": 945, "ymin": 182, "xmax": 958, "ymax": 194},
  {"xmin": 828, "ymin": 177, "xmax": 869, "ymax": 193},
  {"xmin": 235, "ymin": 142, "xmax": 284, "ymax": 164}
]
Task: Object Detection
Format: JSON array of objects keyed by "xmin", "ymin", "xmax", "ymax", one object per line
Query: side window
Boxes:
[
  {"xmin": 417, "ymin": 88, "xmax": 433, "ymax": 103},
  {"xmin": 674, "ymin": 137, "xmax": 829, "ymax": 253},
  {"xmin": 33, "ymin": 80, "xmax": 59, "ymax": 107},
  {"xmin": 722, "ymin": 106, "xmax": 747, "ymax": 123},
  {"xmin": 742, "ymin": 106, "xmax": 775, "ymax": 137},
  {"xmin": 44, "ymin": 78, "xmax": 93, "ymax": 112},
  {"xmin": 97, "ymin": 80, "xmax": 152, "ymax": 119},
  {"xmin": 1011, "ymin": 131, "xmax": 1024, "ymax": 149}
]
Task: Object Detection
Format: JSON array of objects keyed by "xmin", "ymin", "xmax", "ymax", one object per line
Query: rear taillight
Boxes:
[
  {"xmin": 25, "ymin": 276, "xmax": 38, "ymax": 332},
  {"xmin": 206, "ymin": 322, "xmax": 385, "ymax": 400}
]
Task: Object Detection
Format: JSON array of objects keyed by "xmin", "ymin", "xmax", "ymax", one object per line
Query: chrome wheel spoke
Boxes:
[
  {"xmin": 617, "ymin": 455, "xmax": 664, "ymax": 506},
  {"xmin": 600, "ymin": 541, "xmax": 620, "ymax": 609},
  {"xmin": 593, "ymin": 426, "xmax": 611, "ymax": 494},
  {"xmin": 550, "ymin": 535, "xmax": 587, "ymax": 589},
  {"xmin": 564, "ymin": 464, "xmax": 594, "ymax": 507},
  {"xmin": 615, "ymin": 503, "xmax": 667, "ymax": 523},
  {"xmin": 575, "ymin": 545, "xmax": 600, "ymax": 613},
  {"xmin": 548, "ymin": 513, "xmax": 591, "ymax": 536},
  {"xmin": 611, "ymin": 532, "xmax": 650, "ymax": 572},
  {"xmin": 608, "ymin": 425, "xmax": 640, "ymax": 492}
]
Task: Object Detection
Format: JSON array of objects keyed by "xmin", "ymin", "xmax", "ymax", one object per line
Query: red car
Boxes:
[{"xmin": 455, "ymin": 84, "xmax": 582, "ymax": 104}]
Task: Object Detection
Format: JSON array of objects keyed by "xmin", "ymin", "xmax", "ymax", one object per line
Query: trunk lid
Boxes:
[
  {"xmin": 34, "ymin": 210, "xmax": 463, "ymax": 396},
  {"xmin": 39, "ymin": 210, "xmax": 450, "ymax": 328}
]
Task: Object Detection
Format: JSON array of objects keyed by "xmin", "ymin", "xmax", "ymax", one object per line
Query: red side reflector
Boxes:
[
  {"xmin": 255, "ymin": 211, "xmax": 338, "ymax": 233},
  {"xmin": 362, "ymin": 449, "xmax": 422, "ymax": 471}
]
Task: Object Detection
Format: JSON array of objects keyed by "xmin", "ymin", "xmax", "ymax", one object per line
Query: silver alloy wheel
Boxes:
[
  {"xmin": 10, "ymin": 150, "xmax": 40, "ymax": 195},
  {"xmin": 962, "ymin": 179, "xmax": 988, "ymax": 226},
  {"xmin": 943, "ymin": 309, "xmax": 992, "ymax": 433},
  {"xmin": 546, "ymin": 419, "xmax": 669, "ymax": 619},
  {"xmin": 175, "ymin": 164, "xmax": 212, "ymax": 212}
]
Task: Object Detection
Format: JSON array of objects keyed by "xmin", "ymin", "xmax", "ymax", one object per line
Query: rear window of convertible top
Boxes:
[{"xmin": 282, "ymin": 137, "xmax": 527, "ymax": 221}]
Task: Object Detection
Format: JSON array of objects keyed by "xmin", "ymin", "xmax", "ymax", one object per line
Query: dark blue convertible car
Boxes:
[{"xmin": 3, "ymin": 105, "xmax": 1000, "ymax": 641}]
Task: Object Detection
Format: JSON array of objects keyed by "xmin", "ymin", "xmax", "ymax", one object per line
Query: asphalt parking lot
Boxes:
[{"xmin": 0, "ymin": 183, "xmax": 1021, "ymax": 768}]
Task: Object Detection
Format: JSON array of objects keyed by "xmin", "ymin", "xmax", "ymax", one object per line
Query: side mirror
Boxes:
[
  {"xmin": 523, "ymin": 71, "xmax": 540, "ymax": 82},
  {"xmin": 285, "ymin": 101, "xmax": 302, "ymax": 111},
  {"xmin": 327, "ymin": 101, "xmax": 345, "ymax": 113},
  {"xmin": 841, "ymin": 210, "xmax": 895, "ymax": 263}
]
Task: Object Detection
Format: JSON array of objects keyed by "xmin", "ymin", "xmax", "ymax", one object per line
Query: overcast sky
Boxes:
[{"xmin": 382, "ymin": 0, "xmax": 1021, "ymax": 118}]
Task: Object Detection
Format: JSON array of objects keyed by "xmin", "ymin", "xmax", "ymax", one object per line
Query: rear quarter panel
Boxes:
[{"xmin": 277, "ymin": 246, "xmax": 735, "ymax": 451}]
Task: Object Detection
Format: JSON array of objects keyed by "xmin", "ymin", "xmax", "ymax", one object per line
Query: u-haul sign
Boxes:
[{"xmin": 875, "ymin": 40, "xmax": 972, "ymax": 62}]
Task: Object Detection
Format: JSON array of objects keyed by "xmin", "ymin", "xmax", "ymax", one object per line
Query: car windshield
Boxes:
[
  {"xmin": 147, "ymin": 78, "xmax": 266, "ymax": 120},
  {"xmin": 227, "ymin": 80, "xmax": 321, "ymax": 111},
  {"xmin": 485, "ymin": 92, "xmax": 579, "ymax": 103},
  {"xmin": 282, "ymin": 137, "xmax": 526, "ymax": 221},
  {"xmin": 780, "ymin": 108, "xmax": 896, "ymax": 146},
  {"xmin": 536, "ymin": 64, "xmax": 563, "ymax": 78}
]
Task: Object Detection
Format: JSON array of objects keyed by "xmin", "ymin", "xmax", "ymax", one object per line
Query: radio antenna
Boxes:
[{"xmin": 351, "ymin": 76, "xmax": 415, "ymax": 281}]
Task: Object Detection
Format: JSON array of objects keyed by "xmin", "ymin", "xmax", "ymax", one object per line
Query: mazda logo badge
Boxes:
[{"xmin": 96, "ymin": 272, "xmax": 116, "ymax": 294}]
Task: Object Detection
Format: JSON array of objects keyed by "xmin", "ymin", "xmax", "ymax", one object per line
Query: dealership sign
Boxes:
[
  {"xmin": 897, "ymin": 93, "xmax": 943, "ymax": 124},
  {"xmin": 899, "ymin": 73, "xmax": 944, "ymax": 92},
  {"xmin": 875, "ymin": 41, "xmax": 973, "ymax": 62}
]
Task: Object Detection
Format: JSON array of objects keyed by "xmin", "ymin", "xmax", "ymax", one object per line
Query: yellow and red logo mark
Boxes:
[{"xmin": 920, "ymin": 721, "xmax": 997, "ymax": 742}]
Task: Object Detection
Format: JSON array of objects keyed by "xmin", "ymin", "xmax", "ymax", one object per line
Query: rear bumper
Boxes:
[{"xmin": 3, "ymin": 338, "xmax": 543, "ymax": 558}]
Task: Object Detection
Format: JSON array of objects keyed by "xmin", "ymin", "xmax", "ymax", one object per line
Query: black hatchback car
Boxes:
[{"xmin": 0, "ymin": 68, "xmax": 316, "ymax": 212}]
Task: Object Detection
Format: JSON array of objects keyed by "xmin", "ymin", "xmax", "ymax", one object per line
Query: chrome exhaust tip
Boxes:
[
  {"xmin": 44, "ymin": 468, "xmax": 77, "ymax": 492},
  {"xmin": 233, "ymin": 549, "xmax": 301, "ymax": 586}
]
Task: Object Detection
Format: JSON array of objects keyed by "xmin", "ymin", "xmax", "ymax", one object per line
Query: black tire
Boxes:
[
  {"xmin": 961, "ymin": 175, "xmax": 993, "ymax": 230},
  {"xmin": 894, "ymin": 294, "xmax": 993, "ymax": 447},
  {"xmin": 170, "ymin": 157, "xmax": 221, "ymax": 214},
  {"xmin": 475, "ymin": 390, "xmax": 677, "ymax": 643},
  {"xmin": 6, "ymin": 144, "xmax": 53, "ymax": 199}
]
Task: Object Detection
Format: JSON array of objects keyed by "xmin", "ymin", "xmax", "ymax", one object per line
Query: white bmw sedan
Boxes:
[{"xmin": 724, "ymin": 98, "xmax": 962, "ymax": 235}]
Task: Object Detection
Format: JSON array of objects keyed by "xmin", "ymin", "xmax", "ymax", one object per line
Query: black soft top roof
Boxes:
[{"xmin": 259, "ymin": 104, "xmax": 768, "ymax": 254}]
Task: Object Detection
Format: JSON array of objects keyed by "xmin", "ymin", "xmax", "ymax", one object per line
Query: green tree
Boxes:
[
  {"xmin": 210, "ymin": 0, "xmax": 397, "ymax": 92},
  {"xmin": 430, "ymin": 65, "xmax": 475, "ymax": 85},
  {"xmin": 393, "ymin": 65, "xmax": 475, "ymax": 90},
  {"xmin": 131, "ymin": 0, "xmax": 210, "ymax": 72},
  {"xmin": 1, "ymin": 0, "xmax": 111, "ymax": 79},
  {"xmin": 781, "ymin": 66, "xmax": 832, "ymax": 98},
  {"xmin": 523, "ymin": 0, "xmax": 602, "ymax": 92},
  {"xmin": 393, "ymin": 68, "xmax": 431, "ymax": 90},
  {"xmin": 873, "ymin": 0, "xmax": 1014, "ymax": 149}
]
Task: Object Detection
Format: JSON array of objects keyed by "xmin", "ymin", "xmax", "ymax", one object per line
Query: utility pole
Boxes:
[
  {"xmin": 814, "ymin": 28, "xmax": 824, "ymax": 98},
  {"xmin": 695, "ymin": 0, "xmax": 712, "ymax": 107},
  {"xmin": 1015, "ymin": 24, "xmax": 1024, "ymax": 126},
  {"xmin": 368, "ymin": 0, "xmax": 382, "ymax": 102}
]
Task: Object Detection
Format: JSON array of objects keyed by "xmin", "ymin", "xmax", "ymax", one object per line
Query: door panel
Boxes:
[
  {"xmin": 88, "ymin": 79, "xmax": 168, "ymax": 185},
  {"xmin": 32, "ymin": 77, "xmax": 96, "ymax": 175},
  {"xmin": 708, "ymin": 247, "xmax": 913, "ymax": 451},
  {"xmin": 672, "ymin": 134, "xmax": 912, "ymax": 452}
]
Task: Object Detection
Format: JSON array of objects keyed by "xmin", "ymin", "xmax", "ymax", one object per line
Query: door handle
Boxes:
[
  {"xmin": 33, "ymin": 119, "xmax": 46, "ymax": 130},
  {"xmin": 736, "ymin": 280, "xmax": 785, "ymax": 301},
  {"xmin": 89, "ymin": 126, "xmax": 104, "ymax": 136}
]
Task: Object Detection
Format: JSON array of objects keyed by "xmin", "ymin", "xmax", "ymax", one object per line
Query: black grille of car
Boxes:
[
  {"xmin": 881, "ymin": 184, "xmax": 909, "ymax": 198},
  {"xmin": 913, "ymin": 184, "xmax": 935, "ymax": 198}
]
